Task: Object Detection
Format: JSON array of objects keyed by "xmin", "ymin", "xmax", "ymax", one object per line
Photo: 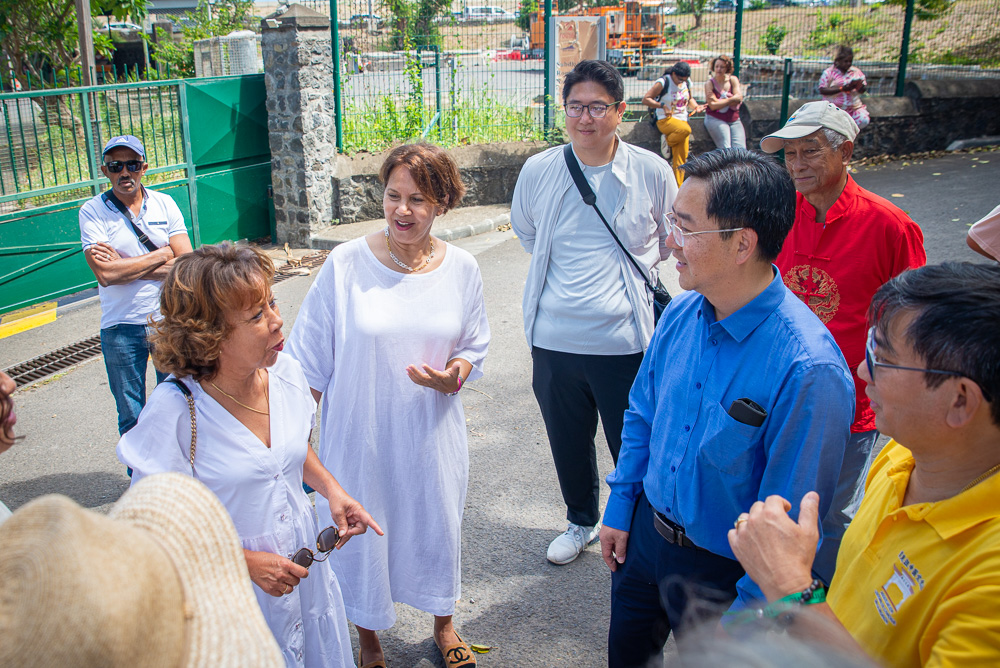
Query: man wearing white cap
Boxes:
[
  {"xmin": 79, "ymin": 135, "xmax": 192, "ymax": 438},
  {"xmin": 760, "ymin": 101, "xmax": 925, "ymax": 583}
]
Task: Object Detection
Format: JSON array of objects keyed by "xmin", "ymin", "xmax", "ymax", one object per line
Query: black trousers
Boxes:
[
  {"xmin": 608, "ymin": 493, "xmax": 745, "ymax": 668},
  {"xmin": 531, "ymin": 346, "xmax": 644, "ymax": 528}
]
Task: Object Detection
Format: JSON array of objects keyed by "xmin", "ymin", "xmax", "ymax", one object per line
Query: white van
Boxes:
[{"xmin": 461, "ymin": 6, "xmax": 517, "ymax": 23}]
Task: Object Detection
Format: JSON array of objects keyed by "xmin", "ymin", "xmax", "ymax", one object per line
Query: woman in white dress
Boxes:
[
  {"xmin": 287, "ymin": 143, "xmax": 490, "ymax": 668},
  {"xmin": 117, "ymin": 243, "xmax": 382, "ymax": 668}
]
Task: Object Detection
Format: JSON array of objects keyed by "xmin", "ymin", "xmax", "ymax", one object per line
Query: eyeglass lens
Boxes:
[
  {"xmin": 291, "ymin": 526, "xmax": 341, "ymax": 568},
  {"xmin": 105, "ymin": 160, "xmax": 143, "ymax": 173},
  {"xmin": 666, "ymin": 214, "xmax": 685, "ymax": 247},
  {"xmin": 565, "ymin": 103, "xmax": 612, "ymax": 118}
]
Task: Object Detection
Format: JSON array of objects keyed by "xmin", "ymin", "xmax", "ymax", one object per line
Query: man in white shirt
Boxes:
[
  {"xmin": 79, "ymin": 135, "xmax": 192, "ymax": 437},
  {"xmin": 511, "ymin": 60, "xmax": 676, "ymax": 565}
]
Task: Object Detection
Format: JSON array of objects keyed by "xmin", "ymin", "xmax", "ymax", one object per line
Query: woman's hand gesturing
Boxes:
[
  {"xmin": 328, "ymin": 492, "xmax": 385, "ymax": 549},
  {"xmin": 244, "ymin": 549, "xmax": 309, "ymax": 597},
  {"xmin": 406, "ymin": 360, "xmax": 463, "ymax": 395}
]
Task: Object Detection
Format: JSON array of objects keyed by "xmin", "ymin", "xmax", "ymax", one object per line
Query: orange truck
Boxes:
[{"xmin": 529, "ymin": 1, "xmax": 671, "ymax": 75}]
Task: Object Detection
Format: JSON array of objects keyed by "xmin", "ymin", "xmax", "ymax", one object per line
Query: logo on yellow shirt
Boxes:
[
  {"xmin": 783, "ymin": 265, "xmax": 840, "ymax": 323},
  {"xmin": 874, "ymin": 550, "xmax": 926, "ymax": 626}
]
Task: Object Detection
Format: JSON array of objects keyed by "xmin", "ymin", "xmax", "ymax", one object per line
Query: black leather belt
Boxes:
[{"xmin": 653, "ymin": 510, "xmax": 705, "ymax": 551}]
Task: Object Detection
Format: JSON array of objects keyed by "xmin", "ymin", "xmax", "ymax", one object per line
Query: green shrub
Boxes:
[
  {"xmin": 760, "ymin": 21, "xmax": 788, "ymax": 55},
  {"xmin": 807, "ymin": 10, "xmax": 879, "ymax": 51}
]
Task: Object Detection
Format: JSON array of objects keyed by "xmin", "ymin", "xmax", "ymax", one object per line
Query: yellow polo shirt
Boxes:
[{"xmin": 827, "ymin": 440, "xmax": 1000, "ymax": 667}]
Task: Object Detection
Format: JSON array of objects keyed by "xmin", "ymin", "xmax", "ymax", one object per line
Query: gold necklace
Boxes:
[
  {"xmin": 961, "ymin": 462, "xmax": 1000, "ymax": 493},
  {"xmin": 385, "ymin": 228, "xmax": 434, "ymax": 272},
  {"xmin": 210, "ymin": 369, "xmax": 269, "ymax": 416}
]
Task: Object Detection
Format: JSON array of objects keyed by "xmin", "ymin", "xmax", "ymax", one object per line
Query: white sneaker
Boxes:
[{"xmin": 547, "ymin": 523, "xmax": 600, "ymax": 565}]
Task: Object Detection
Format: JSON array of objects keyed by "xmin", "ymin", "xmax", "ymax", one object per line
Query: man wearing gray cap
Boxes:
[
  {"xmin": 760, "ymin": 101, "xmax": 925, "ymax": 583},
  {"xmin": 79, "ymin": 135, "xmax": 192, "ymax": 437}
]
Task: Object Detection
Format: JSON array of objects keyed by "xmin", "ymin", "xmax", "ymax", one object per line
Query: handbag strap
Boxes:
[
  {"xmin": 168, "ymin": 378, "xmax": 197, "ymax": 475},
  {"xmin": 102, "ymin": 189, "xmax": 159, "ymax": 253},
  {"xmin": 562, "ymin": 143, "xmax": 656, "ymax": 294}
]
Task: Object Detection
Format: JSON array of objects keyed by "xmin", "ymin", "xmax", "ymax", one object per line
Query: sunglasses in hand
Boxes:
[
  {"xmin": 291, "ymin": 526, "xmax": 341, "ymax": 568},
  {"xmin": 104, "ymin": 160, "xmax": 144, "ymax": 173}
]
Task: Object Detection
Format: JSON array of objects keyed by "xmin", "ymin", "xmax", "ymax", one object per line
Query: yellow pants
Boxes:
[{"xmin": 657, "ymin": 117, "xmax": 691, "ymax": 186}]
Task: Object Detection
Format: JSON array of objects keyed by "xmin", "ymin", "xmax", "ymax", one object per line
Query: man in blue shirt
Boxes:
[{"xmin": 599, "ymin": 149, "xmax": 855, "ymax": 667}]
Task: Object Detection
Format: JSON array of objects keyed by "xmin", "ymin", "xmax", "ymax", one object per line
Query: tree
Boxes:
[
  {"xmin": 883, "ymin": 0, "xmax": 954, "ymax": 21},
  {"xmin": 0, "ymin": 0, "xmax": 147, "ymax": 89},
  {"xmin": 382, "ymin": 0, "xmax": 452, "ymax": 49},
  {"xmin": 148, "ymin": 0, "xmax": 256, "ymax": 78},
  {"xmin": 675, "ymin": 0, "xmax": 709, "ymax": 30}
]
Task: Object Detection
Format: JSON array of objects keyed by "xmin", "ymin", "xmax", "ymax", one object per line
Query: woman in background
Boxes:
[
  {"xmin": 819, "ymin": 45, "xmax": 870, "ymax": 130},
  {"xmin": 704, "ymin": 55, "xmax": 748, "ymax": 149},
  {"xmin": 642, "ymin": 61, "xmax": 706, "ymax": 185}
]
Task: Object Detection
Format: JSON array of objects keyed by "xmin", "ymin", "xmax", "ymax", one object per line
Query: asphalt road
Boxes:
[{"xmin": 1, "ymin": 148, "xmax": 997, "ymax": 667}]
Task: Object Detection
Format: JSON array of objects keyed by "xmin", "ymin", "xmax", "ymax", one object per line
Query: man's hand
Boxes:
[
  {"xmin": 87, "ymin": 242, "xmax": 124, "ymax": 264},
  {"xmin": 728, "ymin": 492, "xmax": 820, "ymax": 601},
  {"xmin": 600, "ymin": 525, "xmax": 629, "ymax": 572}
]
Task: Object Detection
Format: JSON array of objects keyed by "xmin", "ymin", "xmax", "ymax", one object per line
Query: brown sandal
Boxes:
[
  {"xmin": 358, "ymin": 647, "xmax": 387, "ymax": 668},
  {"xmin": 437, "ymin": 631, "xmax": 476, "ymax": 667}
]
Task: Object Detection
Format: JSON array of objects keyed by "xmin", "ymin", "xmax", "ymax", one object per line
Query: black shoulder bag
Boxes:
[
  {"xmin": 102, "ymin": 189, "xmax": 159, "ymax": 252},
  {"xmin": 562, "ymin": 144, "xmax": 671, "ymax": 323}
]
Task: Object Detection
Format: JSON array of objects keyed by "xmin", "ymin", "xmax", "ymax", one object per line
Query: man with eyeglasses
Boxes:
[
  {"xmin": 79, "ymin": 135, "xmax": 192, "ymax": 438},
  {"xmin": 729, "ymin": 262, "xmax": 1000, "ymax": 667},
  {"xmin": 599, "ymin": 149, "xmax": 854, "ymax": 667},
  {"xmin": 511, "ymin": 60, "xmax": 677, "ymax": 566},
  {"xmin": 760, "ymin": 101, "xmax": 926, "ymax": 584}
]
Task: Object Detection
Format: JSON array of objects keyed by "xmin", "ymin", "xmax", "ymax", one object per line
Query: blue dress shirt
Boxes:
[{"xmin": 604, "ymin": 269, "xmax": 854, "ymax": 606}]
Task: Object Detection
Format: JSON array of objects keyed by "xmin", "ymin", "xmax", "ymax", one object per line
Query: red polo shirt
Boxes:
[{"xmin": 776, "ymin": 175, "xmax": 926, "ymax": 432}]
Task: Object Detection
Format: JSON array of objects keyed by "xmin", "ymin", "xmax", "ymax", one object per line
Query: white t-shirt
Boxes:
[
  {"xmin": 79, "ymin": 187, "xmax": 187, "ymax": 329},
  {"xmin": 533, "ymin": 154, "xmax": 640, "ymax": 354},
  {"xmin": 655, "ymin": 75, "xmax": 691, "ymax": 122}
]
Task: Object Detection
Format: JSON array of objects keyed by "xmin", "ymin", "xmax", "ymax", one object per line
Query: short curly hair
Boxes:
[
  {"xmin": 379, "ymin": 143, "xmax": 465, "ymax": 214},
  {"xmin": 150, "ymin": 243, "xmax": 274, "ymax": 381},
  {"xmin": 710, "ymin": 54, "xmax": 734, "ymax": 75}
]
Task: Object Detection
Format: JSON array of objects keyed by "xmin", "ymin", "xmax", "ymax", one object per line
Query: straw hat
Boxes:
[{"xmin": 0, "ymin": 473, "xmax": 283, "ymax": 667}]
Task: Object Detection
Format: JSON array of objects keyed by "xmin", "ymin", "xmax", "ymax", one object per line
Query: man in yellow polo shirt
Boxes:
[{"xmin": 727, "ymin": 262, "xmax": 1000, "ymax": 667}]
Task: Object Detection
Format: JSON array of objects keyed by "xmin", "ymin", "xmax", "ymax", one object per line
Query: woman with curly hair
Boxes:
[{"xmin": 117, "ymin": 242, "xmax": 382, "ymax": 668}]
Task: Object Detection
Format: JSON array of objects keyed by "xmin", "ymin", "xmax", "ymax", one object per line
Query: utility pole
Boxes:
[{"xmin": 75, "ymin": 0, "xmax": 96, "ymax": 85}]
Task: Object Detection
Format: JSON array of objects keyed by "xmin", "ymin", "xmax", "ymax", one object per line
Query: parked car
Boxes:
[
  {"xmin": 108, "ymin": 22, "xmax": 143, "ymax": 32},
  {"xmin": 461, "ymin": 6, "xmax": 517, "ymax": 23},
  {"xmin": 349, "ymin": 13, "xmax": 385, "ymax": 28},
  {"xmin": 712, "ymin": 0, "xmax": 752, "ymax": 9}
]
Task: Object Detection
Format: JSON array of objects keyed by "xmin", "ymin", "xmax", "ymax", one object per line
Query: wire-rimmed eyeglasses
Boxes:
[
  {"xmin": 564, "ymin": 101, "xmax": 622, "ymax": 118},
  {"xmin": 864, "ymin": 327, "xmax": 963, "ymax": 383},
  {"xmin": 291, "ymin": 526, "xmax": 340, "ymax": 568},
  {"xmin": 665, "ymin": 212, "xmax": 744, "ymax": 248}
]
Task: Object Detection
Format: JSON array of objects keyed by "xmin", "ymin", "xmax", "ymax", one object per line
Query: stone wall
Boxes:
[
  {"xmin": 262, "ymin": 12, "xmax": 338, "ymax": 247},
  {"xmin": 328, "ymin": 142, "xmax": 548, "ymax": 224}
]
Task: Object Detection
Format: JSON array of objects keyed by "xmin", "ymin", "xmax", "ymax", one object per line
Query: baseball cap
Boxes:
[
  {"xmin": 102, "ymin": 135, "xmax": 146, "ymax": 159},
  {"xmin": 759, "ymin": 101, "xmax": 860, "ymax": 154}
]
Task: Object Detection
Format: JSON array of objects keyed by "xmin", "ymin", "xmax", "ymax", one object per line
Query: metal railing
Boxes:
[{"xmin": 0, "ymin": 80, "xmax": 186, "ymax": 214}]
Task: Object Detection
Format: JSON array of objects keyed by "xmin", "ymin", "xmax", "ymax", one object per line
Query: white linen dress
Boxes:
[
  {"xmin": 286, "ymin": 237, "xmax": 490, "ymax": 631},
  {"xmin": 117, "ymin": 353, "xmax": 356, "ymax": 668}
]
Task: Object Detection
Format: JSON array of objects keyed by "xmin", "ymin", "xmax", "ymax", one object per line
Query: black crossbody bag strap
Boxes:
[
  {"xmin": 102, "ymin": 189, "xmax": 159, "ymax": 253},
  {"xmin": 562, "ymin": 144, "xmax": 657, "ymax": 293}
]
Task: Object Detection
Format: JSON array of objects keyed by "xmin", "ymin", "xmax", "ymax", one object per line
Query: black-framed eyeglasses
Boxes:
[
  {"xmin": 864, "ymin": 327, "xmax": 963, "ymax": 383},
  {"xmin": 291, "ymin": 526, "xmax": 340, "ymax": 568},
  {"xmin": 104, "ymin": 160, "xmax": 144, "ymax": 173},
  {"xmin": 665, "ymin": 211, "xmax": 744, "ymax": 248},
  {"xmin": 564, "ymin": 101, "xmax": 622, "ymax": 118}
]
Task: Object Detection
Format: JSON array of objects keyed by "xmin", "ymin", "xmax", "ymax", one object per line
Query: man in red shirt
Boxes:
[{"xmin": 760, "ymin": 101, "xmax": 925, "ymax": 583}]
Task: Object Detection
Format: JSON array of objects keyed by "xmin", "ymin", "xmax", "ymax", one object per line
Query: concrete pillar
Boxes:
[{"xmin": 261, "ymin": 6, "xmax": 337, "ymax": 247}]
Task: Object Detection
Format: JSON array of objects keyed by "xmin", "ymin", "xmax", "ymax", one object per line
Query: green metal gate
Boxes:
[{"xmin": 0, "ymin": 74, "xmax": 272, "ymax": 316}]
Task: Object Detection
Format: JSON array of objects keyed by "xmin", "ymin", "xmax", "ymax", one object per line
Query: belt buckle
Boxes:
[{"xmin": 654, "ymin": 511, "xmax": 692, "ymax": 549}]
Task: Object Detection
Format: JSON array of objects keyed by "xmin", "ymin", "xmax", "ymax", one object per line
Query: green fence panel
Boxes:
[
  {"xmin": 185, "ymin": 75, "xmax": 271, "ymax": 168},
  {"xmin": 194, "ymin": 163, "xmax": 273, "ymax": 244},
  {"xmin": 0, "ymin": 199, "xmax": 96, "ymax": 314}
]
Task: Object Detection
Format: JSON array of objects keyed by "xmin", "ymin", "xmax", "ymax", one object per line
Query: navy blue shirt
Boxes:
[{"xmin": 604, "ymin": 269, "xmax": 854, "ymax": 605}]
